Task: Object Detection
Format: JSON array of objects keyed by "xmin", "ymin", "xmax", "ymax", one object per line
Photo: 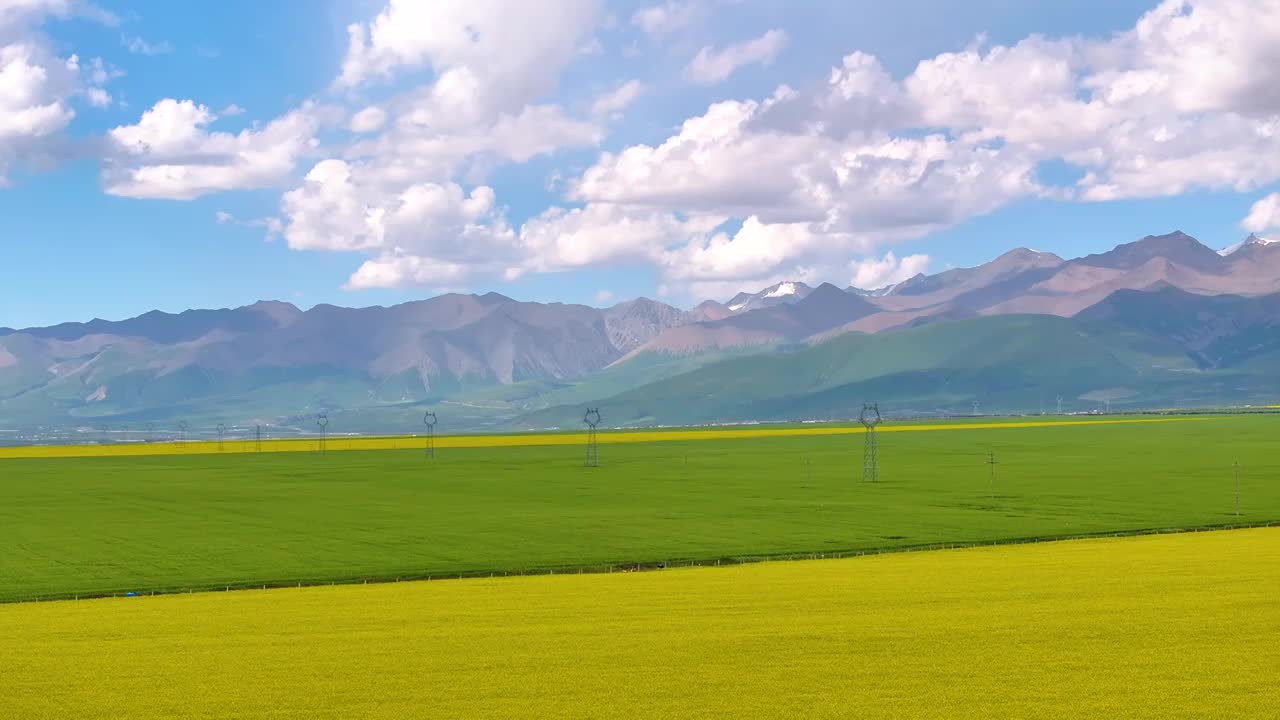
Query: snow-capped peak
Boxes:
[
  {"xmin": 763, "ymin": 282, "xmax": 798, "ymax": 298},
  {"xmin": 727, "ymin": 302, "xmax": 747, "ymax": 312},
  {"xmin": 1219, "ymin": 233, "xmax": 1278, "ymax": 256}
]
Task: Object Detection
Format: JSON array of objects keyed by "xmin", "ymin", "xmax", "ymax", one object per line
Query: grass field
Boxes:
[
  {"xmin": 2, "ymin": 528, "xmax": 1275, "ymax": 719},
  {"xmin": 1, "ymin": 414, "xmax": 1276, "ymax": 603}
]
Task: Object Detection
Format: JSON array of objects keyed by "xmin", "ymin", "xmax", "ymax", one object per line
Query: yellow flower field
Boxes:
[
  {"xmin": 0, "ymin": 416, "xmax": 1201, "ymax": 459},
  {"xmin": 1, "ymin": 527, "xmax": 1274, "ymax": 718}
]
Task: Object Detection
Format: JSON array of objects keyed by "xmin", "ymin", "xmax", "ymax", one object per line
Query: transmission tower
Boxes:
[
  {"xmin": 178, "ymin": 420, "xmax": 189, "ymax": 448},
  {"xmin": 423, "ymin": 411, "xmax": 438, "ymax": 460},
  {"xmin": 216, "ymin": 423, "xmax": 226, "ymax": 452},
  {"xmin": 316, "ymin": 413, "xmax": 329, "ymax": 454},
  {"xmin": 860, "ymin": 403, "xmax": 882, "ymax": 482},
  {"xmin": 972, "ymin": 400, "xmax": 981, "ymax": 417},
  {"xmin": 583, "ymin": 408, "xmax": 601, "ymax": 468},
  {"xmin": 986, "ymin": 449, "xmax": 999, "ymax": 501},
  {"xmin": 1056, "ymin": 395, "xmax": 1064, "ymax": 415},
  {"xmin": 256, "ymin": 424, "xmax": 263, "ymax": 454}
]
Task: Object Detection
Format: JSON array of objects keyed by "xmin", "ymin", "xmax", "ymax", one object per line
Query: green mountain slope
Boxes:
[{"xmin": 515, "ymin": 309, "xmax": 1263, "ymax": 427}]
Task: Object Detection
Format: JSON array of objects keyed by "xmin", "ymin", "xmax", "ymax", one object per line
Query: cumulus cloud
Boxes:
[
  {"xmin": 335, "ymin": 0, "xmax": 601, "ymax": 110},
  {"xmin": 101, "ymin": 98, "xmax": 324, "ymax": 199},
  {"xmin": 281, "ymin": 158, "xmax": 517, "ymax": 290},
  {"xmin": 0, "ymin": 2, "xmax": 100, "ymax": 182},
  {"xmin": 849, "ymin": 252, "xmax": 930, "ymax": 290},
  {"xmin": 1242, "ymin": 193, "xmax": 1280, "ymax": 234},
  {"xmin": 685, "ymin": 29, "xmax": 787, "ymax": 85},
  {"xmin": 514, "ymin": 202, "xmax": 724, "ymax": 275}
]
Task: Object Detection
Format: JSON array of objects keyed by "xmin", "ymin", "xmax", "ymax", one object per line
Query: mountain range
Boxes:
[{"xmin": 3, "ymin": 231, "xmax": 1279, "ymax": 436}]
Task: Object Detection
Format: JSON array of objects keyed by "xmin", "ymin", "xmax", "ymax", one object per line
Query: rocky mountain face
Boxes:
[
  {"xmin": 622, "ymin": 284, "xmax": 878, "ymax": 356},
  {"xmin": 620, "ymin": 231, "xmax": 1280, "ymax": 357},
  {"xmin": 0, "ymin": 293, "xmax": 698, "ymax": 428},
  {"xmin": 603, "ymin": 298, "xmax": 697, "ymax": 354},
  {"xmin": 724, "ymin": 281, "xmax": 814, "ymax": 313}
]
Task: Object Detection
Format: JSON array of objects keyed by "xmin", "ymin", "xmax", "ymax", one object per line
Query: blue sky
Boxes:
[{"xmin": 2, "ymin": 0, "xmax": 1279, "ymax": 327}]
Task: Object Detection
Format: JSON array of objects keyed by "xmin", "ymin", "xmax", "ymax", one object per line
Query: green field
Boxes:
[{"xmin": 1, "ymin": 415, "xmax": 1277, "ymax": 602}]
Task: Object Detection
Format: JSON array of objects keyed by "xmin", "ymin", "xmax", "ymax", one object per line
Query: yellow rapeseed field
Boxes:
[
  {"xmin": 1, "ymin": 527, "xmax": 1275, "ymax": 719},
  {"xmin": 0, "ymin": 416, "xmax": 1201, "ymax": 460}
]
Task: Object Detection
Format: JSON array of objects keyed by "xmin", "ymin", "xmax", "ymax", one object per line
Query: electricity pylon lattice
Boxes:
[
  {"xmin": 423, "ymin": 411, "xmax": 438, "ymax": 459},
  {"xmin": 583, "ymin": 408, "xmax": 602, "ymax": 468},
  {"xmin": 316, "ymin": 413, "xmax": 329, "ymax": 454},
  {"xmin": 860, "ymin": 403, "xmax": 882, "ymax": 483}
]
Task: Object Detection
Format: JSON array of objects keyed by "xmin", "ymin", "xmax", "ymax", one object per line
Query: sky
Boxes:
[{"xmin": 2, "ymin": 0, "xmax": 1279, "ymax": 327}]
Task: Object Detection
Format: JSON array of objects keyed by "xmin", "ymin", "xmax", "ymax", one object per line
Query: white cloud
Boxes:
[
  {"xmin": 335, "ymin": 0, "xmax": 601, "ymax": 116},
  {"xmin": 101, "ymin": 99, "xmax": 325, "ymax": 199},
  {"xmin": 573, "ymin": 99, "xmax": 826, "ymax": 222},
  {"xmin": 346, "ymin": 254, "xmax": 474, "ymax": 290},
  {"xmin": 122, "ymin": 35, "xmax": 172, "ymax": 55},
  {"xmin": 515, "ymin": 202, "xmax": 723, "ymax": 275},
  {"xmin": 219, "ymin": 103, "xmax": 245, "ymax": 116},
  {"xmin": 590, "ymin": 79, "xmax": 644, "ymax": 118},
  {"xmin": 83, "ymin": 86, "xmax": 108, "ymax": 106},
  {"xmin": 282, "ymin": 159, "xmax": 516, "ymax": 287},
  {"xmin": 685, "ymin": 29, "xmax": 787, "ymax": 85},
  {"xmin": 849, "ymin": 252, "xmax": 929, "ymax": 290},
  {"xmin": 349, "ymin": 105, "xmax": 386, "ymax": 133},
  {"xmin": 631, "ymin": 0, "xmax": 701, "ymax": 36},
  {"xmin": 573, "ymin": 94, "xmax": 1039, "ymax": 236},
  {"xmin": 593, "ymin": 289, "xmax": 614, "ymax": 303},
  {"xmin": 0, "ymin": 5, "xmax": 85, "ymax": 181},
  {"xmin": 1243, "ymin": 193, "xmax": 1280, "ymax": 234}
]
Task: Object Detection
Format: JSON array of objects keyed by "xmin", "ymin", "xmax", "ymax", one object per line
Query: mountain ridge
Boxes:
[{"xmin": 5, "ymin": 230, "xmax": 1280, "ymax": 434}]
